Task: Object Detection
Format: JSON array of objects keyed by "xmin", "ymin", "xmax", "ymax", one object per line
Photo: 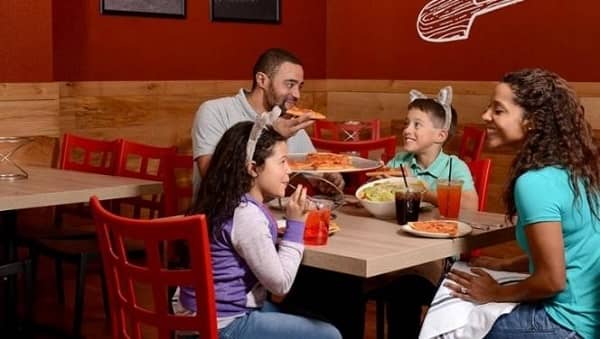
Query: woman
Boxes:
[{"xmin": 444, "ymin": 69, "xmax": 600, "ymax": 338}]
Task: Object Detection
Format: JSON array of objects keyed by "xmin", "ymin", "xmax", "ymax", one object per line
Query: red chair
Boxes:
[
  {"xmin": 467, "ymin": 158, "xmax": 492, "ymax": 211},
  {"xmin": 91, "ymin": 196, "xmax": 218, "ymax": 339},
  {"xmin": 313, "ymin": 119, "xmax": 381, "ymax": 141},
  {"xmin": 310, "ymin": 136, "xmax": 397, "ymax": 193},
  {"xmin": 114, "ymin": 139, "xmax": 178, "ymax": 218},
  {"xmin": 458, "ymin": 125, "xmax": 486, "ymax": 162},
  {"xmin": 24, "ymin": 133, "xmax": 120, "ymax": 337}
]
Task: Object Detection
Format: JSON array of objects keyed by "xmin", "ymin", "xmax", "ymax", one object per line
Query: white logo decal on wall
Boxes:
[{"xmin": 417, "ymin": 0, "xmax": 524, "ymax": 43}]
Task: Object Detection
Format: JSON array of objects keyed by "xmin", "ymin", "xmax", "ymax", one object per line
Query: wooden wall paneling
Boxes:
[{"xmin": 0, "ymin": 82, "xmax": 59, "ymax": 137}]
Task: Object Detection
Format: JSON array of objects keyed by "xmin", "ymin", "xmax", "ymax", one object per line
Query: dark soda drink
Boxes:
[{"xmin": 395, "ymin": 191, "xmax": 422, "ymax": 225}]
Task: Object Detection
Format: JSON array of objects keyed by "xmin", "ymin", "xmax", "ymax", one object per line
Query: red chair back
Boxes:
[
  {"xmin": 313, "ymin": 119, "xmax": 381, "ymax": 141},
  {"xmin": 90, "ymin": 196, "xmax": 218, "ymax": 339},
  {"xmin": 459, "ymin": 125, "xmax": 486, "ymax": 162},
  {"xmin": 467, "ymin": 158, "xmax": 492, "ymax": 211},
  {"xmin": 115, "ymin": 140, "xmax": 177, "ymax": 218},
  {"xmin": 59, "ymin": 133, "xmax": 119, "ymax": 175}
]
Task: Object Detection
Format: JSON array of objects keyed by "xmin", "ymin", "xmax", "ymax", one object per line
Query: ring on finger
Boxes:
[{"xmin": 460, "ymin": 287, "xmax": 468, "ymax": 294}]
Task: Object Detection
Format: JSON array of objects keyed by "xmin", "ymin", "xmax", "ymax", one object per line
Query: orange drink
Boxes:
[
  {"xmin": 437, "ymin": 179, "xmax": 463, "ymax": 218},
  {"xmin": 304, "ymin": 208, "xmax": 331, "ymax": 245}
]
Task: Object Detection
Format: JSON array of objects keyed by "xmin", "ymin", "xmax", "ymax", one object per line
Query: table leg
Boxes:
[{"xmin": 0, "ymin": 210, "xmax": 18, "ymax": 334}]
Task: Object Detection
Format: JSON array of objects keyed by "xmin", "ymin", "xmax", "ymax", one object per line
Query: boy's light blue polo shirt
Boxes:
[{"xmin": 386, "ymin": 151, "xmax": 475, "ymax": 191}]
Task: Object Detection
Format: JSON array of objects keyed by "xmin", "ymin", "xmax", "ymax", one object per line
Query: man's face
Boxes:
[{"xmin": 263, "ymin": 62, "xmax": 304, "ymax": 110}]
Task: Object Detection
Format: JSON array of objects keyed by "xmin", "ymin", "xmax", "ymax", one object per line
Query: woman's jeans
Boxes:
[
  {"xmin": 219, "ymin": 301, "xmax": 342, "ymax": 339},
  {"xmin": 486, "ymin": 303, "xmax": 581, "ymax": 339}
]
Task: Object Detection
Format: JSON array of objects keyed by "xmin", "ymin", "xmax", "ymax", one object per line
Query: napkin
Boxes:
[{"xmin": 419, "ymin": 261, "xmax": 529, "ymax": 339}]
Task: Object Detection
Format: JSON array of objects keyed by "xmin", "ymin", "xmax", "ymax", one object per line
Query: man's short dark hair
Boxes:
[{"xmin": 252, "ymin": 48, "xmax": 303, "ymax": 89}]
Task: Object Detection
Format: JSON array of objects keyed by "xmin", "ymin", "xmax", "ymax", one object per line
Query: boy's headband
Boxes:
[
  {"xmin": 246, "ymin": 106, "xmax": 282, "ymax": 163},
  {"xmin": 409, "ymin": 86, "xmax": 453, "ymax": 130}
]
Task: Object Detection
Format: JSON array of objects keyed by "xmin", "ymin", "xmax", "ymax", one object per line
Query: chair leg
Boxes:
[
  {"xmin": 22, "ymin": 259, "xmax": 34, "ymax": 338},
  {"xmin": 99, "ymin": 265, "xmax": 110, "ymax": 322},
  {"xmin": 73, "ymin": 254, "xmax": 88, "ymax": 337},
  {"xmin": 55, "ymin": 258, "xmax": 65, "ymax": 304},
  {"xmin": 376, "ymin": 298, "xmax": 385, "ymax": 339}
]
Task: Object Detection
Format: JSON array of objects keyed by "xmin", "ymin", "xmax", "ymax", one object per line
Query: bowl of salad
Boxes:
[{"xmin": 355, "ymin": 177, "xmax": 426, "ymax": 219}]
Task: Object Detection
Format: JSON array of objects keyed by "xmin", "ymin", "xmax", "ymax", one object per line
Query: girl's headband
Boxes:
[
  {"xmin": 409, "ymin": 86, "xmax": 453, "ymax": 130},
  {"xmin": 246, "ymin": 106, "xmax": 282, "ymax": 163}
]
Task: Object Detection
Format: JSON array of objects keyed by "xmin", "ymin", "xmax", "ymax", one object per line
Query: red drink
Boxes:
[
  {"xmin": 304, "ymin": 208, "xmax": 331, "ymax": 245},
  {"xmin": 437, "ymin": 179, "xmax": 463, "ymax": 219}
]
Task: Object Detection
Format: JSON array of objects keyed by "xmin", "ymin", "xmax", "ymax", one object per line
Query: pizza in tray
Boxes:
[
  {"xmin": 289, "ymin": 152, "xmax": 354, "ymax": 171},
  {"xmin": 286, "ymin": 106, "xmax": 326, "ymax": 120},
  {"xmin": 410, "ymin": 220, "xmax": 458, "ymax": 236}
]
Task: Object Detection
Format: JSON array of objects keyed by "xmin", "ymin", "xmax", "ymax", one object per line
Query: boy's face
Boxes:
[{"xmin": 402, "ymin": 108, "xmax": 447, "ymax": 153}]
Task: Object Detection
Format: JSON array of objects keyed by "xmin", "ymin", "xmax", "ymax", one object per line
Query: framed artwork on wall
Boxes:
[
  {"xmin": 211, "ymin": 0, "xmax": 280, "ymax": 23},
  {"xmin": 101, "ymin": 0, "xmax": 186, "ymax": 18}
]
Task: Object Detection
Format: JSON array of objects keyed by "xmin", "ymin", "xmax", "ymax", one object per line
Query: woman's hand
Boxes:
[
  {"xmin": 469, "ymin": 256, "xmax": 510, "ymax": 271},
  {"xmin": 444, "ymin": 268, "xmax": 501, "ymax": 304},
  {"xmin": 285, "ymin": 184, "xmax": 308, "ymax": 222}
]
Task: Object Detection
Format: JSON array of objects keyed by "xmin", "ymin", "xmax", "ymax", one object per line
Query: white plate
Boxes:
[
  {"xmin": 288, "ymin": 153, "xmax": 382, "ymax": 174},
  {"xmin": 401, "ymin": 220, "xmax": 472, "ymax": 238}
]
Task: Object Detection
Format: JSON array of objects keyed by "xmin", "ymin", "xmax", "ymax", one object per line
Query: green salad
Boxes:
[{"xmin": 358, "ymin": 181, "xmax": 425, "ymax": 202}]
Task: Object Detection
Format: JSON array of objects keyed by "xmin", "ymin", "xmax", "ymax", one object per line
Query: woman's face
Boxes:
[{"xmin": 481, "ymin": 83, "xmax": 528, "ymax": 148}]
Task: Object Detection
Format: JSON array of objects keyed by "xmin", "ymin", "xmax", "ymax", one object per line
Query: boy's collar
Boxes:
[{"xmin": 407, "ymin": 151, "xmax": 450, "ymax": 179}]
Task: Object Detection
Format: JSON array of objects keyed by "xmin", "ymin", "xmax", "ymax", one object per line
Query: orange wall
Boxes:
[
  {"xmin": 52, "ymin": 1, "xmax": 326, "ymax": 81},
  {"xmin": 0, "ymin": 0, "xmax": 53, "ymax": 82},
  {"xmin": 326, "ymin": 1, "xmax": 600, "ymax": 81}
]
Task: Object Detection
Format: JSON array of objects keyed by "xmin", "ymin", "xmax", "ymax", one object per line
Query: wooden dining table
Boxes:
[
  {"xmin": 0, "ymin": 166, "xmax": 163, "ymax": 336},
  {"xmin": 274, "ymin": 203, "xmax": 515, "ymax": 339}
]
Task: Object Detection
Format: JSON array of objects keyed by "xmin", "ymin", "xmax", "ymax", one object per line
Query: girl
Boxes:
[
  {"xmin": 445, "ymin": 69, "xmax": 600, "ymax": 338},
  {"xmin": 387, "ymin": 86, "xmax": 478, "ymax": 210},
  {"xmin": 178, "ymin": 119, "xmax": 341, "ymax": 339}
]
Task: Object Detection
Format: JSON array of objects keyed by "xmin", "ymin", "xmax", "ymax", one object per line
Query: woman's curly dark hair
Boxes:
[
  {"xmin": 502, "ymin": 68, "xmax": 600, "ymax": 221},
  {"xmin": 191, "ymin": 121, "xmax": 286, "ymax": 233}
]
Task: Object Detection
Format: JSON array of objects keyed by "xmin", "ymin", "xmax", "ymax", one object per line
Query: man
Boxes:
[{"xmin": 192, "ymin": 48, "xmax": 343, "ymax": 194}]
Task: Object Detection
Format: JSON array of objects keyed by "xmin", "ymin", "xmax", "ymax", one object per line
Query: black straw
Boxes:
[
  {"xmin": 400, "ymin": 166, "xmax": 409, "ymax": 189},
  {"xmin": 448, "ymin": 158, "xmax": 453, "ymax": 182}
]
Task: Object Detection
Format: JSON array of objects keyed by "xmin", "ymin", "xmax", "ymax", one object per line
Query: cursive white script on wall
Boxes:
[{"xmin": 417, "ymin": 0, "xmax": 524, "ymax": 43}]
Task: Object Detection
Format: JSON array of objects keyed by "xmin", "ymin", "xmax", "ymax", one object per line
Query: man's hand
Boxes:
[
  {"xmin": 272, "ymin": 114, "xmax": 314, "ymax": 138},
  {"xmin": 317, "ymin": 172, "xmax": 345, "ymax": 195}
]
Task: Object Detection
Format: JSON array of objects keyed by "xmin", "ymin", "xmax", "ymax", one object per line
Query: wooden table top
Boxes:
[
  {"xmin": 294, "ymin": 206, "xmax": 514, "ymax": 278},
  {"xmin": 0, "ymin": 166, "xmax": 163, "ymax": 211}
]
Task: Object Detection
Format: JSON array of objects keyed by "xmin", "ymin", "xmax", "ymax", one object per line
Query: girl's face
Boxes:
[
  {"xmin": 402, "ymin": 108, "xmax": 447, "ymax": 153},
  {"xmin": 251, "ymin": 141, "xmax": 291, "ymax": 201},
  {"xmin": 481, "ymin": 83, "xmax": 527, "ymax": 148}
]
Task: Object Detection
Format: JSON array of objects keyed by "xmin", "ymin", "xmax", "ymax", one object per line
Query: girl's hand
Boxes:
[
  {"xmin": 444, "ymin": 268, "xmax": 501, "ymax": 304},
  {"xmin": 285, "ymin": 184, "xmax": 308, "ymax": 222},
  {"xmin": 469, "ymin": 256, "xmax": 510, "ymax": 271}
]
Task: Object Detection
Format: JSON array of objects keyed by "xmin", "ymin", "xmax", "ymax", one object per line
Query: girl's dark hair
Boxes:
[
  {"xmin": 408, "ymin": 98, "xmax": 458, "ymax": 142},
  {"xmin": 502, "ymin": 68, "xmax": 600, "ymax": 221},
  {"xmin": 190, "ymin": 121, "xmax": 286, "ymax": 232}
]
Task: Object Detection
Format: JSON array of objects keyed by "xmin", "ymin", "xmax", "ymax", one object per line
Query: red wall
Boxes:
[
  {"xmin": 52, "ymin": 1, "xmax": 326, "ymax": 81},
  {"xmin": 0, "ymin": 0, "xmax": 53, "ymax": 82},
  {"xmin": 326, "ymin": 1, "xmax": 600, "ymax": 81}
]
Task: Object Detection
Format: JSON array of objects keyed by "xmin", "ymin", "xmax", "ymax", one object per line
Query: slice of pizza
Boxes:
[
  {"xmin": 306, "ymin": 152, "xmax": 353, "ymax": 170},
  {"xmin": 410, "ymin": 220, "xmax": 458, "ymax": 236},
  {"xmin": 286, "ymin": 106, "xmax": 327, "ymax": 120}
]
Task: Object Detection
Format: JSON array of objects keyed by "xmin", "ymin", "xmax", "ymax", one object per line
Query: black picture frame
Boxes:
[
  {"xmin": 101, "ymin": 0, "xmax": 186, "ymax": 18},
  {"xmin": 211, "ymin": 0, "xmax": 280, "ymax": 23}
]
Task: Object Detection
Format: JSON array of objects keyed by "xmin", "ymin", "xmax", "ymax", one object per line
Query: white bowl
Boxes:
[{"xmin": 355, "ymin": 177, "xmax": 426, "ymax": 219}]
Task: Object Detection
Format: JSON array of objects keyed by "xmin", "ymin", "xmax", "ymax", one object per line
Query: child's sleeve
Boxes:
[{"xmin": 231, "ymin": 204, "xmax": 304, "ymax": 295}]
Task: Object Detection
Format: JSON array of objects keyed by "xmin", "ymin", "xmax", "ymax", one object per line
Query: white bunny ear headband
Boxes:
[
  {"xmin": 409, "ymin": 86, "xmax": 453, "ymax": 130},
  {"xmin": 246, "ymin": 106, "xmax": 282, "ymax": 163}
]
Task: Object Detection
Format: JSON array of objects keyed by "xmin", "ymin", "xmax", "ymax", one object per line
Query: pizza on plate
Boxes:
[
  {"xmin": 410, "ymin": 220, "xmax": 458, "ymax": 236},
  {"xmin": 289, "ymin": 152, "xmax": 354, "ymax": 171},
  {"xmin": 286, "ymin": 106, "xmax": 326, "ymax": 120}
]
